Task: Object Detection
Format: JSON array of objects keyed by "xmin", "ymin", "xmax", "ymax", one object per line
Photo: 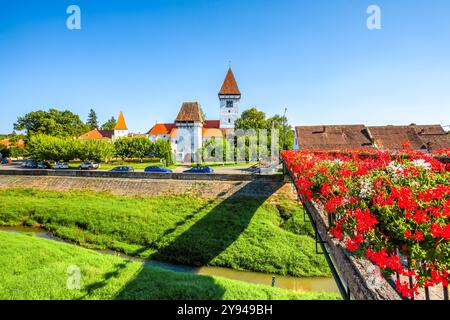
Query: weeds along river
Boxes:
[{"xmin": 0, "ymin": 226, "xmax": 339, "ymax": 294}]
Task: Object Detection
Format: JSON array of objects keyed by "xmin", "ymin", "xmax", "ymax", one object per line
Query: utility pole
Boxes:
[{"xmin": 282, "ymin": 107, "xmax": 287, "ymax": 151}]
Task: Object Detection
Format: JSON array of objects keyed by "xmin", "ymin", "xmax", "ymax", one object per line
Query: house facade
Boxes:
[{"xmin": 147, "ymin": 68, "xmax": 241, "ymax": 162}]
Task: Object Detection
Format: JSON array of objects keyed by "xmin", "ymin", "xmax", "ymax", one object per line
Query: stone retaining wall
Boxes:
[{"xmin": 0, "ymin": 174, "xmax": 293, "ymax": 200}]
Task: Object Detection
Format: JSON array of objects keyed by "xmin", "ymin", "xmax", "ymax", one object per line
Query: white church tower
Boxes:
[{"xmin": 219, "ymin": 68, "xmax": 241, "ymax": 129}]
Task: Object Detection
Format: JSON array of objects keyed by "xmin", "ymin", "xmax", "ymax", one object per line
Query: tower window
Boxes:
[
  {"xmin": 226, "ymin": 100, "xmax": 233, "ymax": 108},
  {"xmin": 228, "ymin": 118, "xmax": 231, "ymax": 123}
]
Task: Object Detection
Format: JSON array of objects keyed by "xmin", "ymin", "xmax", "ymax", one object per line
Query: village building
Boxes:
[
  {"xmin": 294, "ymin": 124, "xmax": 450, "ymax": 151},
  {"xmin": 147, "ymin": 68, "xmax": 241, "ymax": 162},
  {"xmin": 79, "ymin": 111, "xmax": 129, "ymax": 141}
]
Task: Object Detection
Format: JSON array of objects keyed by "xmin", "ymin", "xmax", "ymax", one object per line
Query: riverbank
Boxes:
[
  {"xmin": 0, "ymin": 188, "xmax": 330, "ymax": 277},
  {"xmin": 0, "ymin": 232, "xmax": 340, "ymax": 300}
]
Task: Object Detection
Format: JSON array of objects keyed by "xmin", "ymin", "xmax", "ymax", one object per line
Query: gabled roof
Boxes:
[
  {"xmin": 114, "ymin": 111, "xmax": 128, "ymax": 130},
  {"xmin": 175, "ymin": 102, "xmax": 204, "ymax": 123},
  {"xmin": 368, "ymin": 125, "xmax": 450, "ymax": 150},
  {"xmin": 79, "ymin": 130, "xmax": 114, "ymax": 140},
  {"xmin": 147, "ymin": 123, "xmax": 177, "ymax": 135},
  {"xmin": 295, "ymin": 125, "xmax": 374, "ymax": 150},
  {"xmin": 219, "ymin": 68, "xmax": 241, "ymax": 96}
]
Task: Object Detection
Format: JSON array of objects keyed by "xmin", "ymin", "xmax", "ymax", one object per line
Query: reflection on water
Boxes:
[{"xmin": 0, "ymin": 226, "xmax": 339, "ymax": 293}]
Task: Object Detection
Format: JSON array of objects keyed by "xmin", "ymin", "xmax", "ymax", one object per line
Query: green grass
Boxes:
[
  {"xmin": 0, "ymin": 232, "xmax": 340, "ymax": 300},
  {"xmin": 0, "ymin": 188, "xmax": 329, "ymax": 277}
]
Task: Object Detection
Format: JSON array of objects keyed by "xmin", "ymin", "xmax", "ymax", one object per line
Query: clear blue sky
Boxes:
[{"xmin": 1, "ymin": 0, "xmax": 450, "ymax": 133}]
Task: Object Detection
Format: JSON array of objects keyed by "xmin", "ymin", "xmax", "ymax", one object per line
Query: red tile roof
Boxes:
[
  {"xmin": 147, "ymin": 123, "xmax": 176, "ymax": 135},
  {"xmin": 79, "ymin": 130, "xmax": 114, "ymax": 140},
  {"xmin": 204, "ymin": 120, "xmax": 220, "ymax": 128},
  {"xmin": 219, "ymin": 68, "xmax": 241, "ymax": 96},
  {"xmin": 295, "ymin": 125, "xmax": 374, "ymax": 150},
  {"xmin": 202, "ymin": 128, "xmax": 223, "ymax": 137}
]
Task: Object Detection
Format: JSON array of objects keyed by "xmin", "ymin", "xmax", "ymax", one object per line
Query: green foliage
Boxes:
[
  {"xmin": 150, "ymin": 139, "xmax": 174, "ymax": 166},
  {"xmin": 0, "ymin": 232, "xmax": 339, "ymax": 300},
  {"xmin": 86, "ymin": 109, "xmax": 99, "ymax": 130},
  {"xmin": 235, "ymin": 107, "xmax": 294, "ymax": 151},
  {"xmin": 26, "ymin": 134, "xmax": 79, "ymax": 162},
  {"xmin": 114, "ymin": 137, "xmax": 152, "ymax": 161},
  {"xmin": 78, "ymin": 140, "xmax": 115, "ymax": 163},
  {"xmin": 0, "ymin": 189, "xmax": 330, "ymax": 277},
  {"xmin": 0, "ymin": 146, "xmax": 10, "ymax": 158},
  {"xmin": 101, "ymin": 117, "xmax": 117, "ymax": 130},
  {"xmin": 14, "ymin": 109, "xmax": 90, "ymax": 138}
]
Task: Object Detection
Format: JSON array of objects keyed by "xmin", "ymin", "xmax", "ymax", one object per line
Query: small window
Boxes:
[
  {"xmin": 228, "ymin": 109, "xmax": 231, "ymax": 113},
  {"xmin": 226, "ymin": 100, "xmax": 233, "ymax": 108},
  {"xmin": 228, "ymin": 118, "xmax": 231, "ymax": 123}
]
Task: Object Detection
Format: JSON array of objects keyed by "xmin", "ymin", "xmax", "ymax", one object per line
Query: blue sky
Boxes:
[{"xmin": 1, "ymin": 0, "xmax": 450, "ymax": 133}]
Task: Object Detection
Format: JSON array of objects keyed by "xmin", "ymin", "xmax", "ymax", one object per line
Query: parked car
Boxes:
[
  {"xmin": 21, "ymin": 160, "xmax": 38, "ymax": 168},
  {"xmin": 183, "ymin": 165, "xmax": 214, "ymax": 174},
  {"xmin": 1, "ymin": 157, "xmax": 12, "ymax": 164},
  {"xmin": 37, "ymin": 161, "xmax": 52, "ymax": 169},
  {"xmin": 144, "ymin": 166, "xmax": 173, "ymax": 173},
  {"xmin": 52, "ymin": 162, "xmax": 69, "ymax": 169},
  {"xmin": 78, "ymin": 161, "xmax": 100, "ymax": 170},
  {"xmin": 110, "ymin": 166, "xmax": 134, "ymax": 172}
]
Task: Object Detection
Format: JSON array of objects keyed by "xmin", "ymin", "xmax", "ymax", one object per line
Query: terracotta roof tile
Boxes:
[
  {"xmin": 219, "ymin": 68, "xmax": 241, "ymax": 96},
  {"xmin": 175, "ymin": 102, "xmax": 204, "ymax": 123},
  {"xmin": 79, "ymin": 130, "xmax": 114, "ymax": 140},
  {"xmin": 148, "ymin": 123, "xmax": 176, "ymax": 135},
  {"xmin": 295, "ymin": 125, "xmax": 374, "ymax": 150},
  {"xmin": 204, "ymin": 120, "xmax": 220, "ymax": 128}
]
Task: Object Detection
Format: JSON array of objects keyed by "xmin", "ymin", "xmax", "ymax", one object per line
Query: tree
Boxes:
[
  {"xmin": 101, "ymin": 117, "xmax": 117, "ymax": 130},
  {"xmin": 26, "ymin": 134, "xmax": 80, "ymax": 162},
  {"xmin": 79, "ymin": 140, "xmax": 114, "ymax": 163},
  {"xmin": 130, "ymin": 137, "xmax": 152, "ymax": 161},
  {"xmin": 150, "ymin": 139, "xmax": 174, "ymax": 166},
  {"xmin": 87, "ymin": 109, "xmax": 99, "ymax": 130},
  {"xmin": 267, "ymin": 114, "xmax": 294, "ymax": 150},
  {"xmin": 14, "ymin": 109, "xmax": 89, "ymax": 138},
  {"xmin": 114, "ymin": 137, "xmax": 133, "ymax": 160},
  {"xmin": 235, "ymin": 108, "xmax": 268, "ymax": 130}
]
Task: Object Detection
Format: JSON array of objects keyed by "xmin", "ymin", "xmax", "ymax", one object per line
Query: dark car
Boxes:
[
  {"xmin": 183, "ymin": 165, "xmax": 214, "ymax": 174},
  {"xmin": 21, "ymin": 160, "xmax": 38, "ymax": 168},
  {"xmin": 144, "ymin": 166, "xmax": 173, "ymax": 173},
  {"xmin": 110, "ymin": 166, "xmax": 134, "ymax": 172},
  {"xmin": 37, "ymin": 161, "xmax": 52, "ymax": 169}
]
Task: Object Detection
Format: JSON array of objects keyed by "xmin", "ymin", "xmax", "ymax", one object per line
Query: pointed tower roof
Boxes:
[
  {"xmin": 219, "ymin": 68, "xmax": 241, "ymax": 96},
  {"xmin": 175, "ymin": 102, "xmax": 205, "ymax": 123},
  {"xmin": 114, "ymin": 111, "xmax": 128, "ymax": 130}
]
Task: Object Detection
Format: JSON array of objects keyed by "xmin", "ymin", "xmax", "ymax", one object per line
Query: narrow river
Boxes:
[{"xmin": 0, "ymin": 226, "xmax": 339, "ymax": 294}]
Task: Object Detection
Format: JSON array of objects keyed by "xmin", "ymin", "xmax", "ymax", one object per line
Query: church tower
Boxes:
[
  {"xmin": 113, "ymin": 111, "xmax": 129, "ymax": 139},
  {"xmin": 219, "ymin": 68, "xmax": 241, "ymax": 129}
]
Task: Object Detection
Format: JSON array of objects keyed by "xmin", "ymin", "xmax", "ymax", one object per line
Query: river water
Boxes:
[{"xmin": 0, "ymin": 226, "xmax": 339, "ymax": 294}]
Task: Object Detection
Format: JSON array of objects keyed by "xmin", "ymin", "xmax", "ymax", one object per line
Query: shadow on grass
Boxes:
[{"xmin": 113, "ymin": 179, "xmax": 283, "ymax": 300}]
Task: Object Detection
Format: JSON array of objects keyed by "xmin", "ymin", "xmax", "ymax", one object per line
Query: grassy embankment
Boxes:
[
  {"xmin": 0, "ymin": 188, "xmax": 329, "ymax": 277},
  {"xmin": 0, "ymin": 232, "xmax": 340, "ymax": 300}
]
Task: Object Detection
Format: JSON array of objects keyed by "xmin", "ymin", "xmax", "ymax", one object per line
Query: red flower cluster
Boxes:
[{"xmin": 282, "ymin": 149, "xmax": 450, "ymax": 298}]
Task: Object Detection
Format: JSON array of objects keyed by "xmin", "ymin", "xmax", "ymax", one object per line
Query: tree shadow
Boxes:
[{"xmin": 114, "ymin": 179, "xmax": 284, "ymax": 299}]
